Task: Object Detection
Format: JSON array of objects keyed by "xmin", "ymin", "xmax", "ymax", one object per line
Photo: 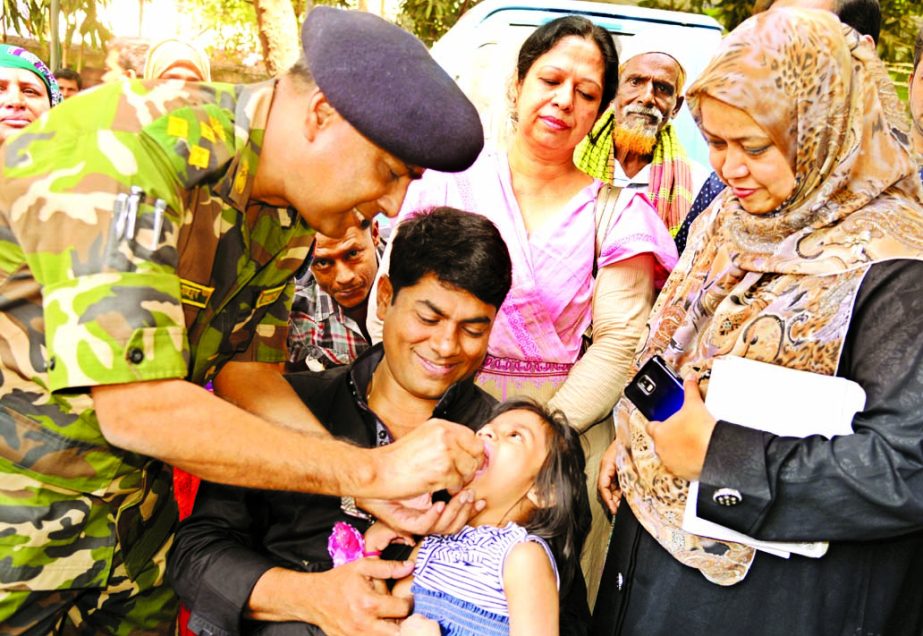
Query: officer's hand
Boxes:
[
  {"xmin": 360, "ymin": 489, "xmax": 485, "ymax": 536},
  {"xmin": 370, "ymin": 419, "xmax": 484, "ymax": 499},
  {"xmin": 302, "ymin": 558, "xmax": 413, "ymax": 636}
]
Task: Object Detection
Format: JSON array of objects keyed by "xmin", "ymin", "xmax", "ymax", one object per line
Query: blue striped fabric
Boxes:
[
  {"xmin": 410, "ymin": 523, "xmax": 558, "ymax": 633},
  {"xmin": 412, "ymin": 586, "xmax": 510, "ymax": 636}
]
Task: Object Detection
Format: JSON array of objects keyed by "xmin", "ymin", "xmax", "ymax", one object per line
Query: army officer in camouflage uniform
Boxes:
[{"xmin": 0, "ymin": 8, "xmax": 485, "ymax": 634}]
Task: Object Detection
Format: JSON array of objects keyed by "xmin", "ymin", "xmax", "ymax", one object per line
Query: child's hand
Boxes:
[
  {"xmin": 400, "ymin": 614, "xmax": 442, "ymax": 635},
  {"xmin": 365, "ymin": 521, "xmax": 414, "ymax": 554}
]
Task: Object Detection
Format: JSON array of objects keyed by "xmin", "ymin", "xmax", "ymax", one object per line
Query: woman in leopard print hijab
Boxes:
[{"xmin": 592, "ymin": 8, "xmax": 923, "ymax": 636}]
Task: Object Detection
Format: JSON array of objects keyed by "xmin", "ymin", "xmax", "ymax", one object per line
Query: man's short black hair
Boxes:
[
  {"xmin": 389, "ymin": 207, "xmax": 512, "ymax": 310},
  {"xmin": 836, "ymin": 0, "xmax": 881, "ymax": 45},
  {"xmin": 54, "ymin": 67, "xmax": 82, "ymax": 89}
]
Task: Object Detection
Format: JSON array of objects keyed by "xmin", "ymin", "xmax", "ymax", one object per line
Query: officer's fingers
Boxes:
[
  {"xmin": 426, "ymin": 419, "xmax": 483, "ymax": 461},
  {"xmin": 450, "ymin": 424, "xmax": 485, "ymax": 461},
  {"xmin": 432, "ymin": 490, "xmax": 478, "ymax": 535},
  {"xmin": 398, "ymin": 500, "xmax": 445, "ymax": 536},
  {"xmin": 458, "ymin": 449, "xmax": 485, "ymax": 489}
]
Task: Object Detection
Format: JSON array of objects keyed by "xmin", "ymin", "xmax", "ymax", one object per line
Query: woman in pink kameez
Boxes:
[{"xmin": 370, "ymin": 16, "xmax": 677, "ymax": 605}]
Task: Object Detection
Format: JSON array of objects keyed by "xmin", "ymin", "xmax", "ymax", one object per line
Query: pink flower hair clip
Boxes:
[{"xmin": 327, "ymin": 521, "xmax": 380, "ymax": 567}]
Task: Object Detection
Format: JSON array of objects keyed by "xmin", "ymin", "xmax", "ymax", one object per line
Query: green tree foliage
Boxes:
[
  {"xmin": 638, "ymin": 0, "xmax": 922, "ymax": 65},
  {"xmin": 173, "ymin": 0, "xmax": 346, "ymax": 65},
  {"xmin": 176, "ymin": 0, "xmax": 261, "ymax": 57},
  {"xmin": 2, "ymin": 0, "xmax": 48, "ymax": 40},
  {"xmin": 1, "ymin": 0, "xmax": 110, "ymax": 48},
  {"xmin": 878, "ymin": 0, "xmax": 922, "ymax": 65},
  {"xmin": 397, "ymin": 0, "xmax": 480, "ymax": 45},
  {"xmin": 394, "ymin": 0, "xmax": 921, "ymax": 56}
]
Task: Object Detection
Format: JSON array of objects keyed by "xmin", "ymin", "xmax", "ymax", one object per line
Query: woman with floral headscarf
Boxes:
[
  {"xmin": 591, "ymin": 8, "xmax": 923, "ymax": 636},
  {"xmin": 143, "ymin": 38, "xmax": 211, "ymax": 82},
  {"xmin": 0, "ymin": 44, "xmax": 62, "ymax": 144}
]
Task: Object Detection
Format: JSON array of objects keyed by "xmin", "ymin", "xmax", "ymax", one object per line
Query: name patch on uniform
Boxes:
[
  {"xmin": 208, "ymin": 116, "xmax": 226, "ymax": 141},
  {"xmin": 180, "ymin": 279, "xmax": 214, "ymax": 309},
  {"xmin": 233, "ymin": 163, "xmax": 249, "ymax": 194},
  {"xmin": 189, "ymin": 145, "xmax": 210, "ymax": 169},
  {"xmin": 200, "ymin": 123, "xmax": 216, "ymax": 143},
  {"xmin": 256, "ymin": 284, "xmax": 286, "ymax": 309},
  {"xmin": 167, "ymin": 116, "xmax": 189, "ymax": 140}
]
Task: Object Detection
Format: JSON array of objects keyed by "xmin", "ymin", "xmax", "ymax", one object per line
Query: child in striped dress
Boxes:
[{"xmin": 393, "ymin": 398, "xmax": 591, "ymax": 636}]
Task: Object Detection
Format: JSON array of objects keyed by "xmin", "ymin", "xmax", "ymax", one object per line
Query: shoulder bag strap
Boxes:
[{"xmin": 593, "ymin": 183, "xmax": 623, "ymax": 277}]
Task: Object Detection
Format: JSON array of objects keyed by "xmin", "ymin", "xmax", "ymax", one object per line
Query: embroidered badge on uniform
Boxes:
[
  {"xmin": 208, "ymin": 116, "xmax": 226, "ymax": 141},
  {"xmin": 234, "ymin": 164, "xmax": 249, "ymax": 194},
  {"xmin": 167, "ymin": 116, "xmax": 189, "ymax": 139},
  {"xmin": 179, "ymin": 279, "xmax": 214, "ymax": 308},
  {"xmin": 189, "ymin": 146, "xmax": 210, "ymax": 169},
  {"xmin": 200, "ymin": 123, "xmax": 216, "ymax": 143},
  {"xmin": 256, "ymin": 284, "xmax": 286, "ymax": 308}
]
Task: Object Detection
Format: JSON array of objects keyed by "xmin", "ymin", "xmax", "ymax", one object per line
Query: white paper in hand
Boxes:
[{"xmin": 682, "ymin": 356, "xmax": 866, "ymax": 558}]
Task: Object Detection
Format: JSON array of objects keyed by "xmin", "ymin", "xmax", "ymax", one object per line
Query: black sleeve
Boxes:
[
  {"xmin": 168, "ymin": 481, "xmax": 277, "ymax": 636},
  {"xmin": 697, "ymin": 259, "xmax": 923, "ymax": 542}
]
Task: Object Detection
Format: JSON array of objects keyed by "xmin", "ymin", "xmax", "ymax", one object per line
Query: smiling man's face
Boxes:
[{"xmin": 375, "ymin": 273, "xmax": 495, "ymax": 401}]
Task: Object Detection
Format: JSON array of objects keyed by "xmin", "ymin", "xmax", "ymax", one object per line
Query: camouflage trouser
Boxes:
[{"xmin": 0, "ymin": 535, "xmax": 177, "ymax": 636}]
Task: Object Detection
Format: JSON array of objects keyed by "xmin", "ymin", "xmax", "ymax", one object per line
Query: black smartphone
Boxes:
[{"xmin": 624, "ymin": 355, "xmax": 685, "ymax": 421}]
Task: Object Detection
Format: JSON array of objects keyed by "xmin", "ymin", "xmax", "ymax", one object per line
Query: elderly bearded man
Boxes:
[{"xmin": 575, "ymin": 47, "xmax": 709, "ymax": 237}]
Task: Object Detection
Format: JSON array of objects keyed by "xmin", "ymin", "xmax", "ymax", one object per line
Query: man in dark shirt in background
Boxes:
[{"xmin": 287, "ymin": 217, "xmax": 383, "ymax": 372}]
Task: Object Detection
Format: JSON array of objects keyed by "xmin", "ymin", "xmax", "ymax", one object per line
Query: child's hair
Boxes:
[{"xmin": 487, "ymin": 398, "xmax": 591, "ymax": 591}]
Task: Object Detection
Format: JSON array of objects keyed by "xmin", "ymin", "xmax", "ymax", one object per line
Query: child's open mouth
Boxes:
[{"xmin": 476, "ymin": 443, "xmax": 491, "ymax": 477}]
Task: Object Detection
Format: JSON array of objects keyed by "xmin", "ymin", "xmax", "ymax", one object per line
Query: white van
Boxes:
[{"xmin": 430, "ymin": 0, "xmax": 724, "ymax": 164}]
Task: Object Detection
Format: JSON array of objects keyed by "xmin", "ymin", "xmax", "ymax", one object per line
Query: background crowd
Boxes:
[{"xmin": 0, "ymin": 0, "xmax": 922, "ymax": 635}]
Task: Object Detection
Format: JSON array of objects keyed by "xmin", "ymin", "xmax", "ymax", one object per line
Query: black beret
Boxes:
[{"xmin": 303, "ymin": 7, "xmax": 483, "ymax": 172}]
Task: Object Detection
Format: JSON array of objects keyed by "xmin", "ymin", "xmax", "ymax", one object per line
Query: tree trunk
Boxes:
[
  {"xmin": 254, "ymin": 0, "xmax": 300, "ymax": 76},
  {"xmin": 50, "ymin": 0, "xmax": 61, "ymax": 69},
  {"xmin": 62, "ymin": 19, "xmax": 77, "ymax": 67}
]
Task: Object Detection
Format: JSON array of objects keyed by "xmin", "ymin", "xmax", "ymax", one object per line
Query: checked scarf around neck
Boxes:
[{"xmin": 575, "ymin": 113, "xmax": 693, "ymax": 235}]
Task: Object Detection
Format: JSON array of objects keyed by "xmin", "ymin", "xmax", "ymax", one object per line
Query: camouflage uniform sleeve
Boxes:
[
  {"xmin": 237, "ymin": 277, "xmax": 295, "ymax": 364},
  {"xmin": 0, "ymin": 113, "xmax": 189, "ymax": 392}
]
